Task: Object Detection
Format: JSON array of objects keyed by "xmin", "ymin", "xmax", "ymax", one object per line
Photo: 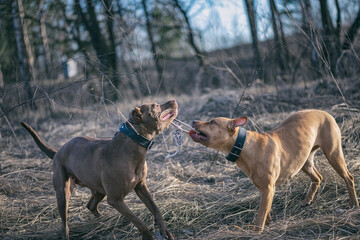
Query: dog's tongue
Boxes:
[
  {"xmin": 161, "ymin": 113, "xmax": 172, "ymax": 120},
  {"xmin": 161, "ymin": 109, "xmax": 174, "ymax": 120}
]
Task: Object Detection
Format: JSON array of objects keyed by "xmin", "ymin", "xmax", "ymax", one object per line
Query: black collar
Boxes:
[
  {"xmin": 225, "ymin": 127, "xmax": 247, "ymax": 162},
  {"xmin": 118, "ymin": 122, "xmax": 154, "ymax": 150}
]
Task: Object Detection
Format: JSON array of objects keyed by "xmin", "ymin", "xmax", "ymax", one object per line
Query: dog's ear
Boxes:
[
  {"xmin": 132, "ymin": 107, "xmax": 143, "ymax": 122},
  {"xmin": 229, "ymin": 117, "xmax": 247, "ymax": 130}
]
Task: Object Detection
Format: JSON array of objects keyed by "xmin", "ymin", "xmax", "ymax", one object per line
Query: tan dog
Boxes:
[
  {"xmin": 190, "ymin": 109, "xmax": 359, "ymax": 231},
  {"xmin": 21, "ymin": 100, "xmax": 178, "ymax": 240}
]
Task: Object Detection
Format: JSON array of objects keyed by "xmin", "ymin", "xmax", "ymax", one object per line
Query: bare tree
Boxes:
[
  {"xmin": 17, "ymin": 0, "xmax": 36, "ymax": 81},
  {"xmin": 244, "ymin": 0, "xmax": 263, "ymax": 80},
  {"xmin": 269, "ymin": 0, "xmax": 290, "ymax": 76},
  {"xmin": 141, "ymin": 0, "xmax": 166, "ymax": 93},
  {"xmin": 173, "ymin": 0, "xmax": 204, "ymax": 68},
  {"xmin": 114, "ymin": 0, "xmax": 143, "ymax": 98},
  {"xmin": 342, "ymin": 7, "xmax": 360, "ymax": 50},
  {"xmin": 12, "ymin": 0, "xmax": 33, "ymax": 100},
  {"xmin": 319, "ymin": 0, "xmax": 341, "ymax": 74},
  {"xmin": 74, "ymin": 0, "xmax": 119, "ymax": 100},
  {"xmin": 37, "ymin": 0, "xmax": 52, "ymax": 78},
  {"xmin": 103, "ymin": 0, "xmax": 117, "ymax": 84},
  {"xmin": 300, "ymin": 0, "xmax": 313, "ymax": 36}
]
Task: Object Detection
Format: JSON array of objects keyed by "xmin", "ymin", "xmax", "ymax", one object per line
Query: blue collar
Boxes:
[
  {"xmin": 225, "ymin": 127, "xmax": 247, "ymax": 162},
  {"xmin": 118, "ymin": 122, "xmax": 154, "ymax": 150}
]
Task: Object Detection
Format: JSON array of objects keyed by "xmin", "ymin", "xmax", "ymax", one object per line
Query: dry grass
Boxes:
[{"xmin": 1, "ymin": 78, "xmax": 360, "ymax": 239}]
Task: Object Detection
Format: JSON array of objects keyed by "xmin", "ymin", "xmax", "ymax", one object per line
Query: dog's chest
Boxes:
[
  {"xmin": 135, "ymin": 160, "xmax": 147, "ymax": 179},
  {"xmin": 124, "ymin": 159, "xmax": 147, "ymax": 189}
]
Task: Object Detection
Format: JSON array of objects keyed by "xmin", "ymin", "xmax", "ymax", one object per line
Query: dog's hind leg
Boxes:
[
  {"xmin": 300, "ymin": 149, "xmax": 323, "ymax": 206},
  {"xmin": 86, "ymin": 190, "xmax": 105, "ymax": 217},
  {"xmin": 317, "ymin": 119, "xmax": 359, "ymax": 207},
  {"xmin": 321, "ymin": 140, "xmax": 359, "ymax": 207},
  {"xmin": 53, "ymin": 167, "xmax": 72, "ymax": 240}
]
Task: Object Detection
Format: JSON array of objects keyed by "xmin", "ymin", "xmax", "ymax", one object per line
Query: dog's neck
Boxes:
[
  {"xmin": 219, "ymin": 127, "xmax": 242, "ymax": 154},
  {"xmin": 218, "ymin": 128, "xmax": 258, "ymax": 176},
  {"xmin": 126, "ymin": 120, "xmax": 158, "ymax": 141},
  {"xmin": 233, "ymin": 130, "xmax": 261, "ymax": 176},
  {"xmin": 112, "ymin": 123, "xmax": 149, "ymax": 156}
]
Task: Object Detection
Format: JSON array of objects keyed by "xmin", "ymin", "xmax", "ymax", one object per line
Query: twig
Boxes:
[
  {"xmin": 1, "ymin": 108, "xmax": 25, "ymax": 152},
  {"xmin": 284, "ymin": 7, "xmax": 353, "ymax": 119},
  {"xmin": 0, "ymin": 77, "xmax": 89, "ymax": 119},
  {"xmin": 232, "ymin": 77, "xmax": 257, "ymax": 118}
]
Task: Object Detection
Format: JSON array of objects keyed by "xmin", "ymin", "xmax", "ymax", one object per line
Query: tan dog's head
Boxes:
[
  {"xmin": 189, "ymin": 117, "xmax": 247, "ymax": 152},
  {"xmin": 129, "ymin": 100, "xmax": 178, "ymax": 137}
]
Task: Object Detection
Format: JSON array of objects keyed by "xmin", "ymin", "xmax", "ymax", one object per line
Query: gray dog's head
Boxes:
[{"xmin": 129, "ymin": 100, "xmax": 178, "ymax": 137}]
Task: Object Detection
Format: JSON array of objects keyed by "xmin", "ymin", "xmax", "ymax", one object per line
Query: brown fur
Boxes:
[
  {"xmin": 190, "ymin": 109, "xmax": 359, "ymax": 232},
  {"xmin": 21, "ymin": 100, "xmax": 178, "ymax": 240}
]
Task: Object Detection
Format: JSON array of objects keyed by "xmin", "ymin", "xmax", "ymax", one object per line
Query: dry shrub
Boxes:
[{"xmin": 341, "ymin": 116, "xmax": 360, "ymax": 148}]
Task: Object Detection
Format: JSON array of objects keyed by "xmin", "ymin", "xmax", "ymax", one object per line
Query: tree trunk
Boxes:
[
  {"xmin": 12, "ymin": 0, "xmax": 33, "ymax": 100},
  {"xmin": 173, "ymin": 0, "xmax": 204, "ymax": 67},
  {"xmin": 334, "ymin": 0, "xmax": 341, "ymax": 42},
  {"xmin": 141, "ymin": 0, "xmax": 166, "ymax": 93},
  {"xmin": 269, "ymin": 0, "xmax": 289, "ymax": 76},
  {"xmin": 342, "ymin": 7, "xmax": 360, "ymax": 50},
  {"xmin": 300, "ymin": 0, "xmax": 323, "ymax": 78},
  {"xmin": 17, "ymin": 0, "xmax": 36, "ymax": 81},
  {"xmin": 114, "ymin": 0, "xmax": 143, "ymax": 97},
  {"xmin": 38, "ymin": 0, "xmax": 52, "ymax": 79},
  {"xmin": 300, "ymin": 0, "xmax": 313, "ymax": 36},
  {"xmin": 74, "ymin": 0, "xmax": 119, "ymax": 100},
  {"xmin": 103, "ymin": 0, "xmax": 118, "ymax": 85},
  {"xmin": 173, "ymin": 0, "xmax": 206, "ymax": 92},
  {"xmin": 319, "ymin": 0, "xmax": 340, "ymax": 74},
  {"xmin": 0, "ymin": 0, "xmax": 16, "ymax": 84},
  {"xmin": 244, "ymin": 0, "xmax": 263, "ymax": 80}
]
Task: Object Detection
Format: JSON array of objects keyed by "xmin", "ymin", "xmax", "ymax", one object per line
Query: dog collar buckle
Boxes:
[{"xmin": 226, "ymin": 127, "xmax": 247, "ymax": 162}]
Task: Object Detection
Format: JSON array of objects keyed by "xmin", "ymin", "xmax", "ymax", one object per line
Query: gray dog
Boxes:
[{"xmin": 21, "ymin": 100, "xmax": 178, "ymax": 240}]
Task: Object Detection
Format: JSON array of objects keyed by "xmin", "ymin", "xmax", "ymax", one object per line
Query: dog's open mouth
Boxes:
[
  {"xmin": 189, "ymin": 130, "xmax": 208, "ymax": 142},
  {"xmin": 160, "ymin": 108, "xmax": 177, "ymax": 121}
]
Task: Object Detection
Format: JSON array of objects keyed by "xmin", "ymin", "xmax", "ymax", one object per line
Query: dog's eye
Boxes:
[{"xmin": 210, "ymin": 120, "xmax": 215, "ymax": 125}]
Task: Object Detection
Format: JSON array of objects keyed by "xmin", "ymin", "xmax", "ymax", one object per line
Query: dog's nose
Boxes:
[{"xmin": 192, "ymin": 120, "xmax": 197, "ymax": 128}]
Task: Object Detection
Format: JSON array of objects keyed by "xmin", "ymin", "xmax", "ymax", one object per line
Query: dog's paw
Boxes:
[
  {"xmin": 299, "ymin": 200, "xmax": 311, "ymax": 207},
  {"xmin": 265, "ymin": 215, "xmax": 272, "ymax": 225},
  {"xmin": 155, "ymin": 230, "xmax": 174, "ymax": 240},
  {"xmin": 155, "ymin": 231, "xmax": 163, "ymax": 240},
  {"xmin": 143, "ymin": 233, "xmax": 155, "ymax": 240}
]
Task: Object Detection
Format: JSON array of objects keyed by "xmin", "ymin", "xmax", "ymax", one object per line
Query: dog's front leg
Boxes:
[
  {"xmin": 135, "ymin": 182, "xmax": 174, "ymax": 240},
  {"xmin": 255, "ymin": 186, "xmax": 275, "ymax": 232},
  {"xmin": 107, "ymin": 198, "xmax": 154, "ymax": 240}
]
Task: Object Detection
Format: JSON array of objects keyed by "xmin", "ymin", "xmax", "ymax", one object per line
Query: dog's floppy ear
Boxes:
[
  {"xmin": 132, "ymin": 107, "xmax": 143, "ymax": 122},
  {"xmin": 229, "ymin": 117, "xmax": 247, "ymax": 130}
]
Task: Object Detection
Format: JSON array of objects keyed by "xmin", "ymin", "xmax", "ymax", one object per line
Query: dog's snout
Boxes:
[
  {"xmin": 192, "ymin": 120, "xmax": 198, "ymax": 128},
  {"xmin": 164, "ymin": 99, "xmax": 177, "ymax": 108},
  {"xmin": 170, "ymin": 100, "xmax": 178, "ymax": 107}
]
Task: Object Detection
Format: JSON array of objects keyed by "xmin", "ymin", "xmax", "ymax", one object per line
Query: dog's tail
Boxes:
[{"xmin": 21, "ymin": 122, "xmax": 57, "ymax": 159}]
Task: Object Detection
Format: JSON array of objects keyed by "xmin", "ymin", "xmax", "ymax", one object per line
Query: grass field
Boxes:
[{"xmin": 1, "ymin": 77, "xmax": 360, "ymax": 239}]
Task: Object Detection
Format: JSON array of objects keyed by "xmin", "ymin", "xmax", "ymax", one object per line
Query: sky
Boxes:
[
  {"xmin": 187, "ymin": 0, "xmax": 269, "ymax": 50},
  {"xmin": 184, "ymin": 0, "xmax": 360, "ymax": 51}
]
